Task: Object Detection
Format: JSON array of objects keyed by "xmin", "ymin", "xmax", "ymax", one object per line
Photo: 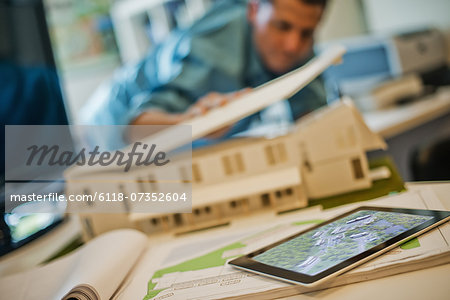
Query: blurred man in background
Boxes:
[{"xmin": 81, "ymin": 0, "xmax": 328, "ymax": 138}]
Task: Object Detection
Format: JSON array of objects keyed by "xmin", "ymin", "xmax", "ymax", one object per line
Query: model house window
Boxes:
[
  {"xmin": 304, "ymin": 159, "xmax": 312, "ymax": 172},
  {"xmin": 136, "ymin": 176, "xmax": 145, "ymax": 193},
  {"xmin": 118, "ymin": 183, "xmax": 130, "ymax": 212},
  {"xmin": 229, "ymin": 198, "xmax": 247, "ymax": 209},
  {"xmin": 222, "ymin": 156, "xmax": 232, "ymax": 175},
  {"xmin": 351, "ymin": 158, "xmax": 364, "ymax": 179},
  {"xmin": 148, "ymin": 174, "xmax": 159, "ymax": 191},
  {"xmin": 277, "ymin": 143, "xmax": 287, "ymax": 162},
  {"xmin": 261, "ymin": 193, "xmax": 271, "ymax": 206},
  {"xmin": 83, "ymin": 188, "xmax": 94, "ymax": 206},
  {"xmin": 299, "ymin": 142, "xmax": 312, "ymax": 172},
  {"xmin": 193, "ymin": 206, "xmax": 212, "ymax": 216},
  {"xmin": 173, "ymin": 213, "xmax": 183, "ymax": 226},
  {"xmin": 265, "ymin": 143, "xmax": 288, "ymax": 165},
  {"xmin": 179, "ymin": 166, "xmax": 190, "ymax": 184},
  {"xmin": 265, "ymin": 145, "xmax": 276, "ymax": 165},
  {"xmin": 192, "ymin": 163, "xmax": 202, "ymax": 183},
  {"xmin": 235, "ymin": 153, "xmax": 245, "ymax": 172},
  {"xmin": 82, "ymin": 217, "xmax": 95, "ymax": 238},
  {"xmin": 222, "ymin": 153, "xmax": 246, "ymax": 176}
]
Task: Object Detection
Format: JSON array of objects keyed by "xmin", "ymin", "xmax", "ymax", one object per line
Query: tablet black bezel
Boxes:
[{"xmin": 229, "ymin": 206, "xmax": 450, "ymax": 285}]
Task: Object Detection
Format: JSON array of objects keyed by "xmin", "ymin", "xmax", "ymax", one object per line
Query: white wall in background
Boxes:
[
  {"xmin": 363, "ymin": 0, "xmax": 450, "ymax": 34},
  {"xmin": 316, "ymin": 0, "xmax": 368, "ymax": 43},
  {"xmin": 61, "ymin": 62, "xmax": 118, "ymax": 123}
]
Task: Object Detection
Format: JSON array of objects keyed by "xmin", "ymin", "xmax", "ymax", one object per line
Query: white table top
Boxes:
[
  {"xmin": 363, "ymin": 87, "xmax": 450, "ymax": 138},
  {"xmin": 282, "ymin": 182, "xmax": 450, "ymax": 300},
  {"xmin": 135, "ymin": 182, "xmax": 450, "ymax": 300}
]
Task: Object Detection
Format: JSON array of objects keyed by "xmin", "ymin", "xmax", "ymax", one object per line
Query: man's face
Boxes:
[{"xmin": 248, "ymin": 0, "xmax": 324, "ymax": 75}]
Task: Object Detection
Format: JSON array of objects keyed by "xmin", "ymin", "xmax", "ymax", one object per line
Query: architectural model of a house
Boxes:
[{"xmin": 65, "ymin": 99, "xmax": 387, "ymax": 240}]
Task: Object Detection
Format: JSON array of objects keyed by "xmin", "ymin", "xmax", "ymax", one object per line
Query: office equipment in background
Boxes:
[
  {"xmin": 359, "ymin": 74, "xmax": 424, "ymax": 111},
  {"xmin": 323, "ymin": 28, "xmax": 449, "ymax": 111},
  {"xmin": 391, "ymin": 29, "xmax": 447, "ymax": 75},
  {"xmin": 336, "ymin": 29, "xmax": 450, "ymax": 182}
]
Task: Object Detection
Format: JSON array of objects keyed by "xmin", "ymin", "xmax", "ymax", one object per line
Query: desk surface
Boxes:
[
  {"xmin": 363, "ymin": 88, "xmax": 450, "ymax": 181},
  {"xmin": 1, "ymin": 183, "xmax": 448, "ymax": 299},
  {"xmin": 149, "ymin": 182, "xmax": 449, "ymax": 300},
  {"xmin": 129, "ymin": 182, "xmax": 450, "ymax": 300},
  {"xmin": 363, "ymin": 87, "xmax": 450, "ymax": 139},
  {"xmin": 283, "ymin": 182, "xmax": 450, "ymax": 300}
]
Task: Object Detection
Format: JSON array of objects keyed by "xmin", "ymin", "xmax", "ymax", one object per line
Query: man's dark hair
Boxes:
[{"xmin": 299, "ymin": 0, "xmax": 327, "ymax": 7}]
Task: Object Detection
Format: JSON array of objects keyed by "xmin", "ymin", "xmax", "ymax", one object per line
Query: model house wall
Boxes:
[
  {"xmin": 66, "ymin": 99, "xmax": 386, "ymax": 240},
  {"xmin": 295, "ymin": 99, "xmax": 386, "ymax": 198}
]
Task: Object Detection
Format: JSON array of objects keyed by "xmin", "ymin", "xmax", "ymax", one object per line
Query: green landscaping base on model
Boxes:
[{"xmin": 308, "ymin": 156, "xmax": 405, "ymax": 210}]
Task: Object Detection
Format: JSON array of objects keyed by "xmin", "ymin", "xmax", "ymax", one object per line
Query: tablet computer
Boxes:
[{"xmin": 229, "ymin": 206, "xmax": 450, "ymax": 287}]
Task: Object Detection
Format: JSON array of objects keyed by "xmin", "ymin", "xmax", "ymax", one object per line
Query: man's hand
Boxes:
[
  {"xmin": 130, "ymin": 88, "xmax": 251, "ymax": 139},
  {"xmin": 184, "ymin": 88, "xmax": 252, "ymax": 120},
  {"xmin": 184, "ymin": 88, "xmax": 252, "ymax": 139}
]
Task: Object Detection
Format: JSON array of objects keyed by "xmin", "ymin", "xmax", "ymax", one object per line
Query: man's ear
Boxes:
[{"xmin": 247, "ymin": 0, "xmax": 259, "ymax": 24}]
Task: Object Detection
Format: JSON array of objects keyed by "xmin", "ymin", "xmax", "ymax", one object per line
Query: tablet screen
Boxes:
[
  {"xmin": 252, "ymin": 210, "xmax": 433, "ymax": 276},
  {"xmin": 229, "ymin": 206, "xmax": 450, "ymax": 286}
]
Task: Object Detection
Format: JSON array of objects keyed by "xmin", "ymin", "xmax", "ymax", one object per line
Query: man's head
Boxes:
[{"xmin": 248, "ymin": 0, "xmax": 326, "ymax": 75}]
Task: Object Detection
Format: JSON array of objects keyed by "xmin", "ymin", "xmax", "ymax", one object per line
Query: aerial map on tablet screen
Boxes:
[{"xmin": 253, "ymin": 210, "xmax": 433, "ymax": 276}]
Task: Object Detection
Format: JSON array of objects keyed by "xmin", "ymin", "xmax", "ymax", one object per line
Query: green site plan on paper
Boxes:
[
  {"xmin": 144, "ymin": 220, "xmax": 323, "ymax": 300},
  {"xmin": 143, "ymin": 214, "xmax": 428, "ymax": 300}
]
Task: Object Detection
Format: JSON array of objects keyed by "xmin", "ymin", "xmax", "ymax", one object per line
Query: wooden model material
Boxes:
[
  {"xmin": 63, "ymin": 45, "xmax": 388, "ymax": 239},
  {"xmin": 67, "ymin": 99, "xmax": 387, "ymax": 240},
  {"xmin": 295, "ymin": 99, "xmax": 386, "ymax": 198},
  {"xmin": 65, "ymin": 45, "xmax": 346, "ymax": 179}
]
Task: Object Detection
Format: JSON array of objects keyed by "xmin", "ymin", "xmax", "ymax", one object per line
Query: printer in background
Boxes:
[{"xmin": 322, "ymin": 28, "xmax": 450, "ymax": 111}]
